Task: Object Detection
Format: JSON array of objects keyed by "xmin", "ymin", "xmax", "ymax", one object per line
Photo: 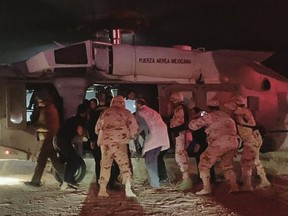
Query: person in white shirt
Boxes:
[{"xmin": 135, "ymin": 99, "xmax": 170, "ymax": 188}]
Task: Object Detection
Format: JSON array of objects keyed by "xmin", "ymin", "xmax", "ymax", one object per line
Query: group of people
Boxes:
[
  {"xmin": 189, "ymin": 96, "xmax": 271, "ymax": 195},
  {"xmin": 167, "ymin": 92, "xmax": 271, "ymax": 195},
  {"xmin": 25, "ymin": 89, "xmax": 271, "ymax": 197}
]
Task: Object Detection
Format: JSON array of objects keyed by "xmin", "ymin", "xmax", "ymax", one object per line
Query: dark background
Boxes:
[{"xmin": 1, "ymin": 0, "xmax": 288, "ymax": 77}]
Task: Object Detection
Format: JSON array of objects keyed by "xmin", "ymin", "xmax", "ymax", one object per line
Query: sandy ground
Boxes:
[{"xmin": 1, "ymin": 152, "xmax": 288, "ymax": 216}]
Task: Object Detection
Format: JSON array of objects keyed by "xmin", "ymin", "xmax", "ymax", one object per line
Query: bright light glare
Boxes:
[
  {"xmin": 125, "ymin": 99, "xmax": 136, "ymax": 113},
  {"xmin": 0, "ymin": 177, "xmax": 22, "ymax": 185},
  {"xmin": 5, "ymin": 150, "xmax": 10, "ymax": 155}
]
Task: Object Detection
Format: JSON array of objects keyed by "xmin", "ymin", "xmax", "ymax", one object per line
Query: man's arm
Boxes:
[{"xmin": 127, "ymin": 114, "xmax": 140, "ymax": 139}]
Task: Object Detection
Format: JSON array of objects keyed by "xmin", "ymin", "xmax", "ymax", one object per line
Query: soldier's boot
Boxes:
[
  {"xmin": 176, "ymin": 178, "xmax": 193, "ymax": 191},
  {"xmin": 196, "ymin": 178, "xmax": 211, "ymax": 195},
  {"xmin": 256, "ymin": 175, "xmax": 271, "ymax": 189},
  {"xmin": 125, "ymin": 180, "xmax": 136, "ymax": 197},
  {"xmin": 241, "ymin": 176, "xmax": 254, "ymax": 192},
  {"xmin": 227, "ymin": 173, "xmax": 239, "ymax": 194},
  {"xmin": 98, "ymin": 184, "xmax": 109, "ymax": 197},
  {"xmin": 176, "ymin": 172, "xmax": 193, "ymax": 191}
]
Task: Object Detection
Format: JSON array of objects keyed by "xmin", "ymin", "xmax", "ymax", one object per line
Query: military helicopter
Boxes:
[{"xmin": 0, "ymin": 29, "xmax": 287, "ymax": 162}]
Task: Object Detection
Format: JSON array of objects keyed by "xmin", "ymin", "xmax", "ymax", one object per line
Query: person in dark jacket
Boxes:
[
  {"xmin": 25, "ymin": 90, "xmax": 62, "ymax": 187},
  {"xmin": 55, "ymin": 103, "xmax": 87, "ymax": 190}
]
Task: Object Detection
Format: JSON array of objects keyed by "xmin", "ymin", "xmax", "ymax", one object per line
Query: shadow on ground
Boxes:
[{"xmin": 79, "ymin": 182, "xmax": 145, "ymax": 216}]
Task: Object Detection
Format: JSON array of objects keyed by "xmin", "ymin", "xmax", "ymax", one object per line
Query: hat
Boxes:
[
  {"xmin": 207, "ymin": 99, "xmax": 220, "ymax": 107},
  {"xmin": 169, "ymin": 92, "xmax": 184, "ymax": 103}
]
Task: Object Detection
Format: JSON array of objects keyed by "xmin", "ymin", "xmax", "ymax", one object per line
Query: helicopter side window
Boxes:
[
  {"xmin": 6, "ymin": 85, "xmax": 26, "ymax": 128},
  {"xmin": 26, "ymin": 89, "xmax": 36, "ymax": 124}
]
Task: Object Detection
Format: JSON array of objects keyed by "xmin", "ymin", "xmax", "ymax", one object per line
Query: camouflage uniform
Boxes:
[
  {"xmin": 170, "ymin": 105, "xmax": 191, "ymax": 174},
  {"xmin": 224, "ymin": 98, "xmax": 271, "ymax": 190},
  {"xmin": 189, "ymin": 108, "xmax": 239, "ymax": 195},
  {"xmin": 169, "ymin": 92, "xmax": 193, "ymax": 190},
  {"xmin": 96, "ymin": 95, "xmax": 139, "ymax": 197}
]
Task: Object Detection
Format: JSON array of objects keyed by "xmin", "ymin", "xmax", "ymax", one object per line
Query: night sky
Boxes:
[{"xmin": 1, "ymin": 0, "xmax": 288, "ymax": 76}]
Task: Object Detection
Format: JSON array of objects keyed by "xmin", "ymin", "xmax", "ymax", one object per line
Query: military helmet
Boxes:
[
  {"xmin": 110, "ymin": 95, "xmax": 125, "ymax": 108},
  {"xmin": 169, "ymin": 92, "xmax": 184, "ymax": 103}
]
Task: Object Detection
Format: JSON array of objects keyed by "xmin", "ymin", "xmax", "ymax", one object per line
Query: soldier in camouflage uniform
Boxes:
[
  {"xmin": 169, "ymin": 92, "xmax": 193, "ymax": 190},
  {"xmin": 224, "ymin": 96, "xmax": 271, "ymax": 191},
  {"xmin": 189, "ymin": 100, "xmax": 239, "ymax": 195},
  {"xmin": 95, "ymin": 95, "xmax": 139, "ymax": 197}
]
